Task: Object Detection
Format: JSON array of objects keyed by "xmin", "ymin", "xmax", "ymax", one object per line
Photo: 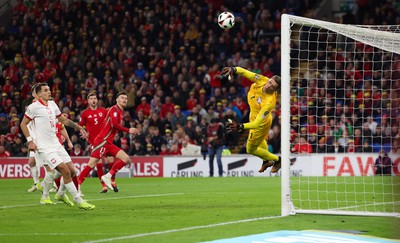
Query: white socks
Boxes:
[
  {"xmin": 30, "ymin": 166, "xmax": 39, "ymax": 184},
  {"xmin": 64, "ymin": 181, "xmax": 83, "ymax": 204},
  {"xmin": 41, "ymin": 170, "xmax": 55, "ymax": 199}
]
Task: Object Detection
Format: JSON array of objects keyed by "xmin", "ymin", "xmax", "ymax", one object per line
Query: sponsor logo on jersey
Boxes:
[{"xmin": 261, "ymin": 111, "xmax": 269, "ymax": 119}]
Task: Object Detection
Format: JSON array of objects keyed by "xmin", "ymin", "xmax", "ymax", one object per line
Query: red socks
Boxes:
[
  {"xmin": 96, "ymin": 163, "xmax": 107, "ymax": 187},
  {"xmin": 108, "ymin": 161, "xmax": 116, "ymax": 182},
  {"xmin": 78, "ymin": 165, "xmax": 93, "ymax": 185},
  {"xmin": 109, "ymin": 160, "xmax": 126, "ymax": 177},
  {"xmin": 72, "ymin": 176, "xmax": 79, "ymax": 190},
  {"xmin": 54, "ymin": 176, "xmax": 61, "ymax": 189}
]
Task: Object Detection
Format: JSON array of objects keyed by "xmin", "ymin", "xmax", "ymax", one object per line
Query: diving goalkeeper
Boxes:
[{"xmin": 222, "ymin": 66, "xmax": 282, "ymax": 173}]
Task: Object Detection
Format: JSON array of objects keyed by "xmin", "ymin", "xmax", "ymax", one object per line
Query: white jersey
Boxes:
[
  {"xmin": 27, "ymin": 114, "xmax": 36, "ymax": 142},
  {"xmin": 27, "ymin": 100, "xmax": 38, "ymax": 141},
  {"xmin": 24, "ymin": 99, "xmax": 62, "ymax": 151}
]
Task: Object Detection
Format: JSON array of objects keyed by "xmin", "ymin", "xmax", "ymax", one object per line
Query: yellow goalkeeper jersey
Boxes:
[{"xmin": 235, "ymin": 67, "xmax": 277, "ymax": 129}]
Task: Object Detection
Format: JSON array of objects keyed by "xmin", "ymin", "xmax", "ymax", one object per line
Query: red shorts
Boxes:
[{"xmin": 91, "ymin": 138, "xmax": 121, "ymax": 159}]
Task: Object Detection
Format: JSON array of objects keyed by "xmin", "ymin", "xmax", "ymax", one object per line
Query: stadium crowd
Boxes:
[{"xmin": 0, "ymin": 0, "xmax": 399, "ymax": 157}]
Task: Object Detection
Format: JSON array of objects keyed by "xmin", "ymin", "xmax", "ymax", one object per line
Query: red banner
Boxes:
[
  {"xmin": 0, "ymin": 157, "xmax": 43, "ymax": 179},
  {"xmin": 0, "ymin": 156, "xmax": 164, "ymax": 179},
  {"xmin": 131, "ymin": 156, "xmax": 163, "ymax": 177}
]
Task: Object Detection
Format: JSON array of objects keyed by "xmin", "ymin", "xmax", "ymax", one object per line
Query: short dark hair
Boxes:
[
  {"xmin": 35, "ymin": 82, "xmax": 48, "ymax": 95},
  {"xmin": 272, "ymin": 75, "xmax": 281, "ymax": 86},
  {"xmin": 87, "ymin": 91, "xmax": 97, "ymax": 99},
  {"xmin": 116, "ymin": 91, "xmax": 127, "ymax": 98},
  {"xmin": 31, "ymin": 83, "xmax": 39, "ymax": 92}
]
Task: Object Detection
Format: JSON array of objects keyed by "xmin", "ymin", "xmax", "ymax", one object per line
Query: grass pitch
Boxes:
[{"xmin": 0, "ymin": 177, "xmax": 399, "ymax": 243}]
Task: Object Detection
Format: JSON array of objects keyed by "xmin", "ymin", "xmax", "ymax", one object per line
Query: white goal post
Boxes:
[{"xmin": 281, "ymin": 14, "xmax": 400, "ymax": 217}]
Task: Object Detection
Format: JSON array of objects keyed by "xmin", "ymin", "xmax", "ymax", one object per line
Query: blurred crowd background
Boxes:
[{"xmin": 0, "ymin": 0, "xmax": 399, "ymax": 157}]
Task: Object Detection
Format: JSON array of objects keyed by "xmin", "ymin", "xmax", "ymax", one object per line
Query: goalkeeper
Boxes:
[{"xmin": 222, "ymin": 66, "xmax": 282, "ymax": 173}]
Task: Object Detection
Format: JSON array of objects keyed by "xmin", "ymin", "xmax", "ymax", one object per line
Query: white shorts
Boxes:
[
  {"xmin": 34, "ymin": 152, "xmax": 46, "ymax": 167},
  {"xmin": 38, "ymin": 146, "xmax": 71, "ymax": 170}
]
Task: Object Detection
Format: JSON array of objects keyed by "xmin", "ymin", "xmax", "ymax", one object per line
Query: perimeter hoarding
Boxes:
[{"xmin": 0, "ymin": 154, "xmax": 398, "ymax": 179}]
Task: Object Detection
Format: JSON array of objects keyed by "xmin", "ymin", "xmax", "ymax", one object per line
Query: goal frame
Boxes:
[{"xmin": 280, "ymin": 14, "xmax": 400, "ymax": 217}]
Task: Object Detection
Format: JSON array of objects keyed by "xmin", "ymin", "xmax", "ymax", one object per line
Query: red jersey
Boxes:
[
  {"xmin": 55, "ymin": 122, "xmax": 64, "ymax": 145},
  {"xmin": 79, "ymin": 107, "xmax": 107, "ymax": 145},
  {"xmin": 95, "ymin": 105, "xmax": 129, "ymax": 143},
  {"xmin": 292, "ymin": 143, "xmax": 313, "ymax": 154},
  {"xmin": 160, "ymin": 103, "xmax": 175, "ymax": 119}
]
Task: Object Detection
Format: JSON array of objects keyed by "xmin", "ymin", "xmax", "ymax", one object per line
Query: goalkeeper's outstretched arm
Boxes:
[
  {"xmin": 222, "ymin": 66, "xmax": 266, "ymax": 84},
  {"xmin": 225, "ymin": 106, "xmax": 272, "ymax": 133}
]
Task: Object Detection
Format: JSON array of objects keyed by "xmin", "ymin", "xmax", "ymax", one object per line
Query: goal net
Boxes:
[{"xmin": 280, "ymin": 14, "xmax": 400, "ymax": 217}]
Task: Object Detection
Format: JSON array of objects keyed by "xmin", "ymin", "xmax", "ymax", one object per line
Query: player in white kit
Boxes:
[
  {"xmin": 20, "ymin": 83, "xmax": 95, "ymax": 210},
  {"xmin": 26, "ymin": 83, "xmax": 46, "ymax": 193}
]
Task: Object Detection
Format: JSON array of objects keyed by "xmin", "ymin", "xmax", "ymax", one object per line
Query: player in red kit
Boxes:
[
  {"xmin": 78, "ymin": 92, "xmax": 110, "ymax": 193},
  {"xmin": 79, "ymin": 91, "xmax": 140, "ymax": 192}
]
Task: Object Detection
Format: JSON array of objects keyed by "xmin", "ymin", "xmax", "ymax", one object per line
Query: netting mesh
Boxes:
[{"xmin": 287, "ymin": 18, "xmax": 400, "ymax": 215}]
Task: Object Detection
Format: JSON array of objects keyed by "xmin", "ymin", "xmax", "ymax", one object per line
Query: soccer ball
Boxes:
[{"xmin": 218, "ymin": 11, "xmax": 235, "ymax": 30}]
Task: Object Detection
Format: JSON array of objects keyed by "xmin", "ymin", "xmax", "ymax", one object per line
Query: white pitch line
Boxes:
[
  {"xmin": 331, "ymin": 201, "xmax": 400, "ymax": 211},
  {"xmin": 0, "ymin": 193, "xmax": 184, "ymax": 210},
  {"xmin": 82, "ymin": 215, "xmax": 284, "ymax": 243}
]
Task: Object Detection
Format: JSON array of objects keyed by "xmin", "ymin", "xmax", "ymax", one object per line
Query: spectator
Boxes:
[
  {"xmin": 361, "ymin": 139, "xmax": 373, "ymax": 153},
  {"xmin": 159, "ymin": 144, "xmax": 170, "ymax": 156},
  {"xmin": 0, "ymin": 145, "xmax": 11, "ymax": 157},
  {"xmin": 291, "ymin": 136, "xmax": 313, "ymax": 154},
  {"xmin": 14, "ymin": 144, "xmax": 28, "ymax": 157},
  {"xmin": 145, "ymin": 144, "xmax": 155, "ymax": 156},
  {"xmin": 11, "ymin": 136, "xmax": 24, "ymax": 155},
  {"xmin": 390, "ymin": 140, "xmax": 400, "ymax": 154},
  {"xmin": 171, "ymin": 105, "xmax": 187, "ymax": 130},
  {"xmin": 70, "ymin": 144, "xmax": 84, "ymax": 156},
  {"xmin": 132, "ymin": 139, "xmax": 145, "ymax": 156},
  {"xmin": 316, "ymin": 137, "xmax": 328, "ymax": 153},
  {"xmin": 185, "ymin": 91, "xmax": 197, "ymax": 111},
  {"xmin": 0, "ymin": 113, "xmax": 9, "ymax": 135},
  {"xmin": 366, "ymin": 116, "xmax": 378, "ymax": 134},
  {"xmin": 160, "ymin": 96, "xmax": 175, "ymax": 120},
  {"xmin": 347, "ymin": 140, "xmax": 355, "ymax": 153},
  {"xmin": 120, "ymin": 138, "xmax": 132, "ymax": 155},
  {"xmin": 180, "ymin": 137, "xmax": 201, "ymax": 156},
  {"xmin": 207, "ymin": 118, "xmax": 224, "ymax": 177},
  {"xmin": 375, "ymin": 150, "xmax": 392, "ymax": 175},
  {"xmin": 150, "ymin": 127, "xmax": 166, "ymax": 155},
  {"xmin": 169, "ymin": 142, "xmax": 182, "ymax": 156},
  {"xmin": 183, "ymin": 116, "xmax": 196, "ymax": 140},
  {"xmin": 203, "ymin": 105, "xmax": 219, "ymax": 124},
  {"xmin": 136, "ymin": 97, "xmax": 151, "ymax": 118}
]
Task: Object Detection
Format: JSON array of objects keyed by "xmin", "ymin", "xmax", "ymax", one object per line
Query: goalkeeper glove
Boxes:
[
  {"xmin": 221, "ymin": 67, "xmax": 236, "ymax": 80},
  {"xmin": 225, "ymin": 119, "xmax": 244, "ymax": 133}
]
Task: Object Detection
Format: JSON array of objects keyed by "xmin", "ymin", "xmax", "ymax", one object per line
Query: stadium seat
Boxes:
[{"xmin": 372, "ymin": 143, "xmax": 382, "ymax": 153}]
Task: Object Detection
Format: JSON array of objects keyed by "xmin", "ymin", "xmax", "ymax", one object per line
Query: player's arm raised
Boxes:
[{"xmin": 221, "ymin": 66, "xmax": 266, "ymax": 84}]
